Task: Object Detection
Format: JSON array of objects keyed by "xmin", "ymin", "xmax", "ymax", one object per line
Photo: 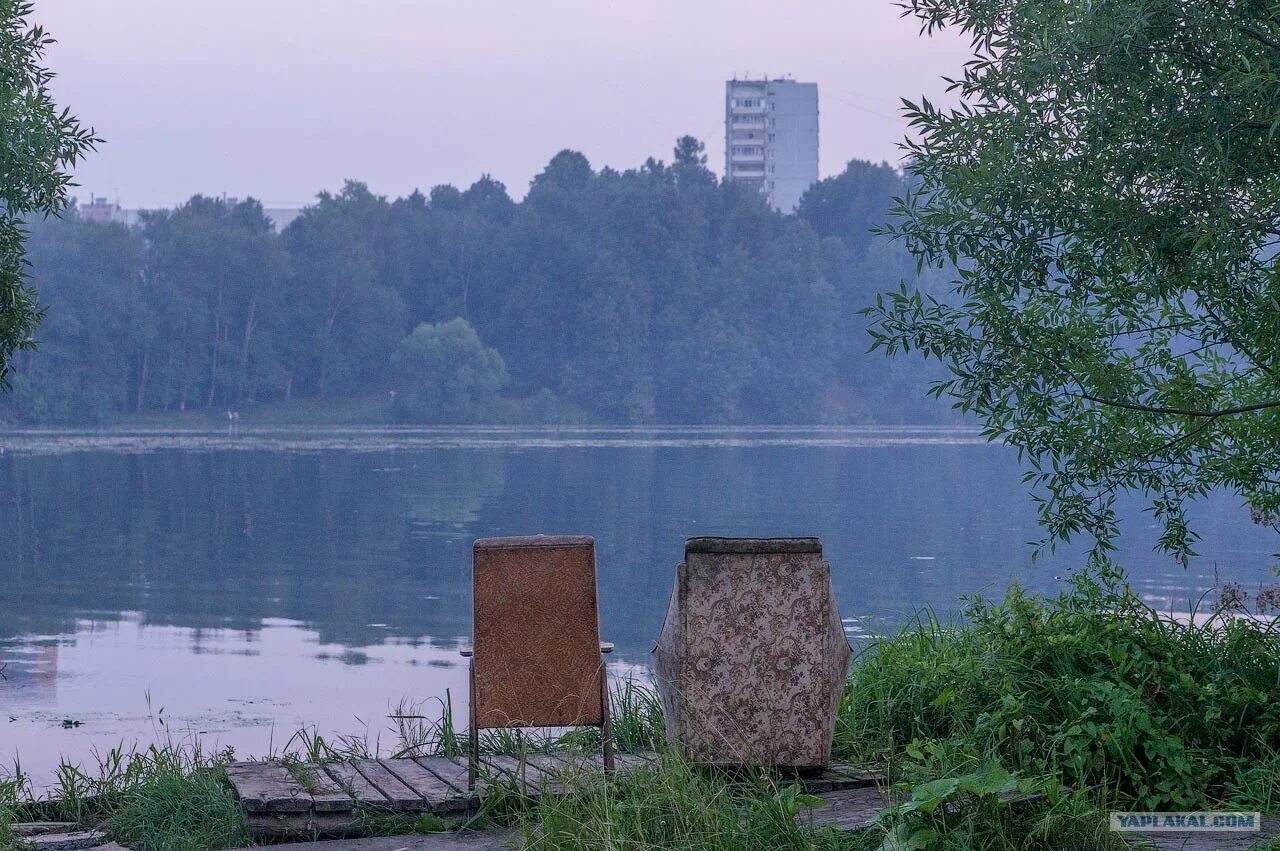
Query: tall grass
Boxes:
[
  {"xmin": 0, "ymin": 742, "xmax": 248, "ymax": 851},
  {"xmin": 839, "ymin": 568, "xmax": 1280, "ymax": 810},
  {"xmin": 522, "ymin": 753, "xmax": 852, "ymax": 851}
]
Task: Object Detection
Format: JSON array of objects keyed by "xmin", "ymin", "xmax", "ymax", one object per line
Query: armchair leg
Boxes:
[
  {"xmin": 600, "ymin": 658, "xmax": 615, "ymax": 774},
  {"xmin": 468, "ymin": 657, "xmax": 479, "ymax": 791}
]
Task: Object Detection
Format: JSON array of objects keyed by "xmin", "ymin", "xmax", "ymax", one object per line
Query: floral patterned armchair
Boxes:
[{"xmin": 652, "ymin": 537, "xmax": 852, "ymax": 768}]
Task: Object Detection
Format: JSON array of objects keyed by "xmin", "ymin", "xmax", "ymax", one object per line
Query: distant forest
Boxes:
[{"xmin": 2, "ymin": 137, "xmax": 954, "ymax": 425}]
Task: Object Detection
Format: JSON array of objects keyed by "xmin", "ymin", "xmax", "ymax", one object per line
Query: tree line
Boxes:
[{"xmin": 3, "ymin": 137, "xmax": 952, "ymax": 425}]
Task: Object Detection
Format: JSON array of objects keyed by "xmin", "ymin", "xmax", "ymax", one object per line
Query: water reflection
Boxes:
[{"xmin": 0, "ymin": 427, "xmax": 1274, "ymax": 780}]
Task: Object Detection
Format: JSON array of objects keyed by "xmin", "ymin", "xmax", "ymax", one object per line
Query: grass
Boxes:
[
  {"xmin": 0, "ymin": 743, "xmax": 249, "ymax": 851},
  {"xmin": 4, "ymin": 570, "xmax": 1279, "ymax": 850},
  {"xmin": 521, "ymin": 753, "xmax": 853, "ymax": 851},
  {"xmin": 838, "ymin": 567, "xmax": 1280, "ymax": 814}
]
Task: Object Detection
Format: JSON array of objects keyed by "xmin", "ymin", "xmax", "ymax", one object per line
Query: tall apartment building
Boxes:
[{"xmin": 724, "ymin": 78, "xmax": 819, "ymax": 213}]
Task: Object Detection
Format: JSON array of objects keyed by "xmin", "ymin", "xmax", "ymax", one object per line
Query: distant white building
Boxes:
[
  {"xmin": 724, "ymin": 77, "xmax": 819, "ymax": 213},
  {"xmin": 76, "ymin": 195, "xmax": 302, "ymax": 233},
  {"xmin": 78, "ymin": 195, "xmax": 133, "ymax": 225},
  {"xmin": 263, "ymin": 207, "xmax": 302, "ymax": 232}
]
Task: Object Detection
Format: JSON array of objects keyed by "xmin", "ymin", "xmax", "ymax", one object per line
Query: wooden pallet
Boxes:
[{"xmin": 226, "ymin": 754, "xmax": 885, "ymax": 835}]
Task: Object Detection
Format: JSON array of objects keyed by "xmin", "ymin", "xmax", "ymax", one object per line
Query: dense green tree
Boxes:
[
  {"xmin": 141, "ymin": 197, "xmax": 289, "ymax": 410},
  {"xmin": 868, "ymin": 0, "xmax": 1280, "ymax": 560},
  {"xmin": 391, "ymin": 319, "xmax": 506, "ymax": 422},
  {"xmin": 0, "ymin": 1, "xmax": 97, "ymax": 388},
  {"xmin": 3, "ymin": 138, "xmax": 954, "ymax": 427},
  {"xmin": 8, "ymin": 213, "xmax": 144, "ymax": 421},
  {"xmin": 798, "ymin": 160, "xmax": 902, "ymax": 254},
  {"xmin": 280, "ymin": 182, "xmax": 406, "ymax": 398}
]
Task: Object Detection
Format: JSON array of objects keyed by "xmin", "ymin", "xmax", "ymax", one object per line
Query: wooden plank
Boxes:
[
  {"xmin": 350, "ymin": 759, "xmax": 428, "ymax": 810},
  {"xmin": 378, "ymin": 759, "xmax": 471, "ymax": 812},
  {"xmin": 546, "ymin": 751, "xmax": 604, "ymax": 774},
  {"xmin": 616, "ymin": 753, "xmax": 655, "ymax": 772},
  {"xmin": 414, "ymin": 756, "xmax": 483, "ymax": 797},
  {"xmin": 295, "ymin": 763, "xmax": 357, "ymax": 812},
  {"xmin": 226, "ymin": 761, "xmax": 313, "ymax": 813},
  {"xmin": 322, "ymin": 762, "xmax": 390, "ymax": 806},
  {"xmin": 23, "ymin": 830, "xmax": 108, "ymax": 850},
  {"xmin": 822, "ymin": 764, "xmax": 887, "ymax": 790},
  {"xmin": 801, "ymin": 786, "xmax": 893, "ymax": 832},
  {"xmin": 544, "ymin": 750, "xmax": 654, "ymax": 777},
  {"xmin": 228, "ymin": 828, "xmax": 519, "ymax": 848},
  {"xmin": 519, "ymin": 754, "xmax": 583, "ymax": 795},
  {"xmin": 244, "ymin": 811, "xmax": 359, "ymax": 837},
  {"xmin": 481, "ymin": 754, "xmax": 549, "ymax": 796},
  {"xmin": 12, "ymin": 823, "xmax": 79, "ymax": 836}
]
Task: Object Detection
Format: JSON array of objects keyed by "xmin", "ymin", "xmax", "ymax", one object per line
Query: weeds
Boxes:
[
  {"xmin": 0, "ymin": 742, "xmax": 248, "ymax": 851},
  {"xmin": 107, "ymin": 759, "xmax": 248, "ymax": 851},
  {"xmin": 521, "ymin": 753, "xmax": 850, "ymax": 851},
  {"xmin": 839, "ymin": 567, "xmax": 1280, "ymax": 811}
]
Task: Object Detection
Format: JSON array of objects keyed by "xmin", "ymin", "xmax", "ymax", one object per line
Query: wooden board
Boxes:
[
  {"xmin": 228, "ymin": 755, "xmax": 888, "ymax": 838},
  {"xmin": 225, "ymin": 829, "xmax": 519, "ymax": 850},
  {"xmin": 801, "ymin": 786, "xmax": 894, "ymax": 831},
  {"xmin": 322, "ymin": 763, "xmax": 390, "ymax": 806},
  {"xmin": 22, "ymin": 831, "xmax": 109, "ymax": 850},
  {"xmin": 379, "ymin": 759, "xmax": 472, "ymax": 812},
  {"xmin": 521, "ymin": 754, "xmax": 585, "ymax": 795},
  {"xmin": 297, "ymin": 763, "xmax": 357, "ymax": 812},
  {"xmin": 348, "ymin": 760, "xmax": 426, "ymax": 810},
  {"xmin": 12, "ymin": 823, "xmax": 81, "ymax": 837},
  {"xmin": 542, "ymin": 750, "xmax": 656, "ymax": 775},
  {"xmin": 413, "ymin": 756, "xmax": 481, "ymax": 797},
  {"xmin": 481, "ymin": 754, "xmax": 552, "ymax": 797},
  {"xmin": 226, "ymin": 762, "xmax": 314, "ymax": 813}
]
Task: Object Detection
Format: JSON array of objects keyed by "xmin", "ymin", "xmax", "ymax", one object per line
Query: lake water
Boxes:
[{"xmin": 1, "ymin": 426, "xmax": 1275, "ymax": 785}]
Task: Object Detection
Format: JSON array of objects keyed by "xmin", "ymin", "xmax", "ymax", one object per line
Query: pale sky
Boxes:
[{"xmin": 36, "ymin": 1, "xmax": 968, "ymax": 209}]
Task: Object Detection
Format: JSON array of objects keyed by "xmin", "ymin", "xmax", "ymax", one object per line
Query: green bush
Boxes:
[
  {"xmin": 839, "ymin": 569, "xmax": 1280, "ymax": 809},
  {"xmin": 390, "ymin": 318, "xmax": 507, "ymax": 423}
]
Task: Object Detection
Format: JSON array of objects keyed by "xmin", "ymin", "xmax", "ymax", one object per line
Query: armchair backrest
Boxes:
[{"xmin": 472, "ymin": 535, "xmax": 605, "ymax": 728}]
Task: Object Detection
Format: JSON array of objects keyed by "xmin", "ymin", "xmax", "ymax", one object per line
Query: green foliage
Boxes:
[
  {"xmin": 607, "ymin": 677, "xmax": 667, "ymax": 754},
  {"xmin": 0, "ymin": 743, "xmax": 248, "ymax": 851},
  {"xmin": 4, "ymin": 149, "xmax": 954, "ymax": 426},
  {"xmin": 106, "ymin": 763, "xmax": 247, "ymax": 851},
  {"xmin": 521, "ymin": 754, "xmax": 849, "ymax": 851},
  {"xmin": 799, "ymin": 160, "xmax": 902, "ymax": 255},
  {"xmin": 1226, "ymin": 744, "xmax": 1280, "ymax": 811},
  {"xmin": 391, "ymin": 318, "xmax": 506, "ymax": 423},
  {"xmin": 840, "ymin": 571, "xmax": 1280, "ymax": 810},
  {"xmin": 870, "ymin": 0, "xmax": 1280, "ymax": 561},
  {"xmin": 0, "ymin": 0, "xmax": 97, "ymax": 389},
  {"xmin": 874, "ymin": 767, "xmax": 1117, "ymax": 851}
]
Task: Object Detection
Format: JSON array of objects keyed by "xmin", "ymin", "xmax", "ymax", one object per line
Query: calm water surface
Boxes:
[{"xmin": 1, "ymin": 426, "xmax": 1275, "ymax": 783}]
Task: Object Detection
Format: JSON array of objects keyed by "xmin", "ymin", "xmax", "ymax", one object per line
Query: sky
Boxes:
[{"xmin": 35, "ymin": 1, "xmax": 969, "ymax": 209}]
